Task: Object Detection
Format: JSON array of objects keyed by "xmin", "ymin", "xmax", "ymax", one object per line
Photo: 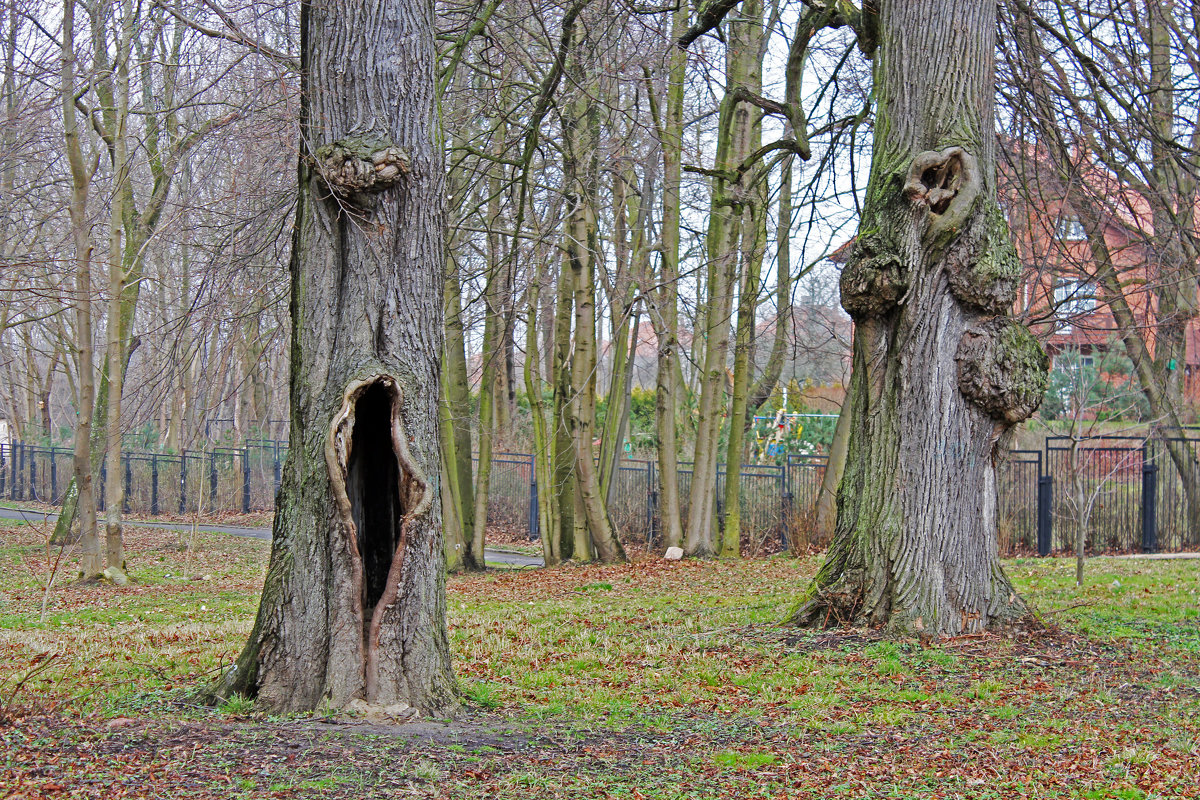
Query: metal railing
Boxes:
[
  {"xmin": 0, "ymin": 441, "xmax": 286, "ymax": 515},
  {"xmin": 3, "ymin": 437, "xmax": 1196, "ymax": 555}
]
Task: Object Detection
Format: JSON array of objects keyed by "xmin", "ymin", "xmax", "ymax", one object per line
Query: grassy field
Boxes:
[{"xmin": 0, "ymin": 516, "xmax": 1198, "ymax": 799}]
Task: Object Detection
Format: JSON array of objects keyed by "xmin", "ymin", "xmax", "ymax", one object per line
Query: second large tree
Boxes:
[{"xmin": 793, "ymin": 0, "xmax": 1047, "ymax": 636}]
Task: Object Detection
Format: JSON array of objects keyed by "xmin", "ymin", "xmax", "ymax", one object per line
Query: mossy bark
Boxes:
[
  {"xmin": 792, "ymin": 0, "xmax": 1045, "ymax": 636},
  {"xmin": 210, "ymin": 0, "xmax": 456, "ymax": 715}
]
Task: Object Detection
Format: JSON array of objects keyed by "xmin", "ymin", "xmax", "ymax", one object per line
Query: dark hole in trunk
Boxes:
[{"xmin": 346, "ymin": 382, "xmax": 405, "ymax": 613}]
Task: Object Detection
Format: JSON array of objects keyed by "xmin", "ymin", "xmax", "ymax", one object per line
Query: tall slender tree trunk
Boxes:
[
  {"xmin": 439, "ymin": 105, "xmax": 476, "ymax": 572},
  {"xmin": 524, "ymin": 274, "xmax": 562, "ymax": 565},
  {"xmin": 686, "ymin": 1, "xmax": 762, "ymax": 557},
  {"xmin": 440, "ymin": 250, "xmax": 475, "ymax": 570},
  {"xmin": 721, "ymin": 199, "xmax": 765, "ymax": 556},
  {"xmin": 550, "ymin": 239, "xmax": 580, "ymax": 560},
  {"xmin": 61, "ymin": 0, "xmax": 101, "ymax": 578},
  {"xmin": 562, "ymin": 51, "xmax": 624, "ymax": 563},
  {"xmin": 744, "ymin": 143, "xmax": 794, "ymax": 425},
  {"xmin": 792, "ymin": 0, "xmax": 1043, "ymax": 635},
  {"xmin": 599, "ymin": 165, "xmax": 645, "ymax": 504},
  {"xmin": 652, "ymin": 11, "xmax": 689, "ymax": 551},
  {"xmin": 102, "ymin": 4, "xmax": 133, "ymax": 573},
  {"xmin": 212, "ymin": 0, "xmax": 456, "ymax": 715}
]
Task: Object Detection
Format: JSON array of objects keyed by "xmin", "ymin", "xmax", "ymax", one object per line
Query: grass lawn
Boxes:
[{"xmin": 0, "ymin": 516, "xmax": 1197, "ymax": 799}]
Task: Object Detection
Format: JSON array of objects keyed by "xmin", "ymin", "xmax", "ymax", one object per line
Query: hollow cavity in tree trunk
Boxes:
[{"xmin": 327, "ymin": 376, "xmax": 425, "ymax": 696}]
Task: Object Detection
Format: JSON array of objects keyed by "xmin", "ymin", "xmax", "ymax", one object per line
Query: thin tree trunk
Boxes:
[
  {"xmin": 813, "ymin": 391, "xmax": 851, "ymax": 543},
  {"xmin": 440, "ymin": 251, "xmax": 474, "ymax": 571},
  {"xmin": 722, "ymin": 199, "xmax": 766, "ymax": 556},
  {"xmin": 745, "ymin": 145, "xmax": 794, "ymax": 425},
  {"xmin": 525, "ymin": 275, "xmax": 562, "ymax": 565},
  {"xmin": 563, "ymin": 57, "xmax": 624, "ymax": 563},
  {"xmin": 651, "ymin": 8, "xmax": 688, "ymax": 551},
  {"xmin": 102, "ymin": 3, "xmax": 132, "ymax": 573},
  {"xmin": 550, "ymin": 237, "xmax": 579, "ymax": 560},
  {"xmin": 61, "ymin": 0, "xmax": 100, "ymax": 578},
  {"xmin": 686, "ymin": 1, "xmax": 761, "ymax": 557}
]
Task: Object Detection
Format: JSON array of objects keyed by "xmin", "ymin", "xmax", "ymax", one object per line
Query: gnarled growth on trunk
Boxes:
[{"xmin": 791, "ymin": 0, "xmax": 1046, "ymax": 637}]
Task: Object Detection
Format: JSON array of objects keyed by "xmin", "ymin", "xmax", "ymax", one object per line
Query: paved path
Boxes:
[
  {"xmin": 0, "ymin": 505, "xmax": 544, "ymax": 568},
  {"xmin": 1109, "ymin": 552, "xmax": 1200, "ymax": 560}
]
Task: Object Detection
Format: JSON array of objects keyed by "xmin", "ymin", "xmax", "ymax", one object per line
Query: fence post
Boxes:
[
  {"xmin": 209, "ymin": 451, "xmax": 218, "ymax": 509},
  {"xmin": 50, "ymin": 448, "xmax": 58, "ymax": 502},
  {"xmin": 273, "ymin": 455, "xmax": 281, "ymax": 497},
  {"xmin": 715, "ymin": 463, "xmax": 725, "ymax": 530},
  {"xmin": 1142, "ymin": 457, "xmax": 1158, "ymax": 553},
  {"xmin": 242, "ymin": 448, "xmax": 251, "ymax": 513},
  {"xmin": 179, "ymin": 453, "xmax": 188, "ymax": 514},
  {"xmin": 151, "ymin": 456, "xmax": 159, "ymax": 515},
  {"xmin": 28, "ymin": 446, "xmax": 38, "ymax": 501},
  {"xmin": 647, "ymin": 459, "xmax": 658, "ymax": 547},
  {"xmin": 0, "ymin": 442, "xmax": 7, "ymax": 498},
  {"xmin": 123, "ymin": 452, "xmax": 132, "ymax": 514},
  {"xmin": 778, "ymin": 460, "xmax": 789, "ymax": 550},
  {"xmin": 528, "ymin": 453, "xmax": 539, "ymax": 542},
  {"xmin": 15, "ymin": 442, "xmax": 24, "ymax": 500},
  {"xmin": 98, "ymin": 463, "xmax": 106, "ymax": 511},
  {"xmin": 1036, "ymin": 475, "xmax": 1052, "ymax": 556}
]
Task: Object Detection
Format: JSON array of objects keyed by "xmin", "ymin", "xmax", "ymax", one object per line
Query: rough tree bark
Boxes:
[
  {"xmin": 210, "ymin": 0, "xmax": 456, "ymax": 715},
  {"xmin": 791, "ymin": 0, "xmax": 1045, "ymax": 636}
]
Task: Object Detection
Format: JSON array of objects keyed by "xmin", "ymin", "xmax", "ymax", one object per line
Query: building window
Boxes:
[
  {"xmin": 1054, "ymin": 278, "xmax": 1097, "ymax": 317},
  {"xmin": 1056, "ymin": 216, "xmax": 1087, "ymax": 241}
]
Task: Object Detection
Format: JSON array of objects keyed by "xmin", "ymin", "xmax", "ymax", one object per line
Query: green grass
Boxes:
[{"xmin": 1, "ymin": 518, "xmax": 1198, "ymax": 799}]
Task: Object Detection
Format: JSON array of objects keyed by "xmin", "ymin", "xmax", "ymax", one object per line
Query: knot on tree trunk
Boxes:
[
  {"xmin": 942, "ymin": 204, "xmax": 1022, "ymax": 314},
  {"xmin": 903, "ymin": 147, "xmax": 980, "ymax": 246},
  {"xmin": 315, "ymin": 138, "xmax": 410, "ymax": 206},
  {"xmin": 839, "ymin": 232, "xmax": 907, "ymax": 319},
  {"xmin": 956, "ymin": 318, "xmax": 1049, "ymax": 424}
]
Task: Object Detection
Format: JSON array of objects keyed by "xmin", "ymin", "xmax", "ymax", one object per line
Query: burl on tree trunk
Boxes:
[
  {"xmin": 207, "ymin": 0, "xmax": 456, "ymax": 715},
  {"xmin": 791, "ymin": 0, "xmax": 1048, "ymax": 637}
]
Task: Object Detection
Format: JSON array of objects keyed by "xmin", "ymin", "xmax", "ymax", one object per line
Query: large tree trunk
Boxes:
[
  {"xmin": 212, "ymin": 0, "xmax": 456, "ymax": 715},
  {"xmin": 792, "ymin": 0, "xmax": 1043, "ymax": 636}
]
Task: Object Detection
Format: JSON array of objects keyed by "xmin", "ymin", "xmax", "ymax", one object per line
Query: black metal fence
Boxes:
[
  {"xmin": 3, "ymin": 437, "xmax": 1198, "ymax": 555},
  {"xmin": 0, "ymin": 441, "xmax": 286, "ymax": 515}
]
